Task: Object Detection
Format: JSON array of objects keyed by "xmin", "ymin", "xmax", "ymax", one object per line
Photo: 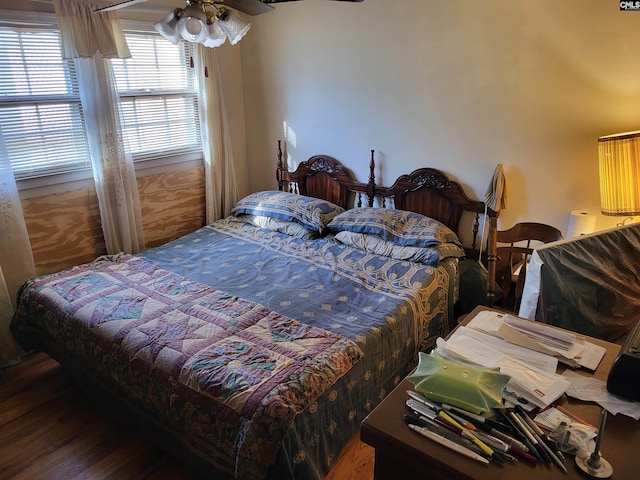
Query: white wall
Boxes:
[{"xmin": 241, "ymin": 0, "xmax": 640, "ymax": 237}]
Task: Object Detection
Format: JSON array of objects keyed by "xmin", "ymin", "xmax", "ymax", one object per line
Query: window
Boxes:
[
  {"xmin": 111, "ymin": 32, "xmax": 202, "ymax": 162},
  {"xmin": 0, "ymin": 13, "xmax": 203, "ymax": 185},
  {"xmin": 0, "ymin": 27, "xmax": 91, "ymax": 179}
]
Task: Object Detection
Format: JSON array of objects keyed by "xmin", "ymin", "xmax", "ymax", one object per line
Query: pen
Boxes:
[
  {"xmin": 449, "ymin": 407, "xmax": 529, "ymax": 452},
  {"xmin": 445, "ymin": 404, "xmax": 514, "ymax": 434},
  {"xmin": 511, "ymin": 411, "xmax": 552, "ymax": 465},
  {"xmin": 515, "ymin": 405, "xmax": 565, "ymax": 462},
  {"xmin": 444, "ymin": 410, "xmax": 484, "ymax": 434},
  {"xmin": 504, "ymin": 411, "xmax": 545, "ymax": 464},
  {"xmin": 514, "ymin": 408, "xmax": 567, "ymax": 473},
  {"xmin": 496, "ymin": 409, "xmax": 543, "ymax": 461},
  {"xmin": 407, "ymin": 390, "xmax": 441, "ymax": 412},
  {"xmin": 407, "ymin": 424, "xmax": 490, "ymax": 464},
  {"xmin": 505, "ymin": 444, "xmax": 538, "ymax": 466},
  {"xmin": 404, "ymin": 414, "xmax": 491, "ymax": 459},
  {"xmin": 439, "ymin": 410, "xmax": 504, "ymax": 464},
  {"xmin": 482, "ymin": 424, "xmax": 530, "ymax": 452},
  {"xmin": 406, "ymin": 399, "xmax": 438, "ymax": 419},
  {"xmin": 405, "ymin": 401, "xmax": 466, "ymax": 437}
]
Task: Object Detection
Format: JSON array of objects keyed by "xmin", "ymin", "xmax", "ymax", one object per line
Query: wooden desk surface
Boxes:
[{"xmin": 361, "ymin": 306, "xmax": 638, "ymax": 480}]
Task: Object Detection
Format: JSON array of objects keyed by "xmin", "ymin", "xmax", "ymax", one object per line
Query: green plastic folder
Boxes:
[{"xmin": 407, "ymin": 351, "xmax": 510, "ymax": 414}]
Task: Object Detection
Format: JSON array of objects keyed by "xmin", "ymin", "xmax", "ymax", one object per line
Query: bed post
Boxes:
[
  {"xmin": 486, "ymin": 216, "xmax": 498, "ymax": 306},
  {"xmin": 367, "ymin": 150, "xmax": 376, "ymax": 207},
  {"xmin": 470, "ymin": 213, "xmax": 480, "ymax": 253},
  {"xmin": 276, "ymin": 140, "xmax": 284, "ymax": 191}
]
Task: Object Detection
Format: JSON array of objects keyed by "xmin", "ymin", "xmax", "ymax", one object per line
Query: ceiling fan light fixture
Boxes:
[
  {"xmin": 153, "ymin": 8, "xmax": 184, "ymax": 44},
  {"xmin": 217, "ymin": 8, "xmax": 251, "ymax": 46}
]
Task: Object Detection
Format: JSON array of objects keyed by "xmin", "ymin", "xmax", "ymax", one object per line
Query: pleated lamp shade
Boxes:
[{"xmin": 598, "ymin": 131, "xmax": 640, "ymax": 216}]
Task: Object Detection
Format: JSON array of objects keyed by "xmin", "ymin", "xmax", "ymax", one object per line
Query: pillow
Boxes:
[
  {"xmin": 231, "ymin": 191, "xmax": 344, "ymax": 233},
  {"xmin": 326, "ymin": 207, "xmax": 461, "ymax": 247},
  {"xmin": 238, "ymin": 214, "xmax": 319, "ymax": 239},
  {"xmin": 335, "ymin": 231, "xmax": 465, "ymax": 266}
]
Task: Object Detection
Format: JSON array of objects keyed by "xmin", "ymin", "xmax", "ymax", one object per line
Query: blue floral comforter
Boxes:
[{"xmin": 12, "ymin": 216, "xmax": 456, "ymax": 479}]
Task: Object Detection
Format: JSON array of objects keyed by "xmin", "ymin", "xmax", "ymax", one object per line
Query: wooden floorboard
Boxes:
[{"xmin": 0, "ymin": 352, "xmax": 374, "ymax": 480}]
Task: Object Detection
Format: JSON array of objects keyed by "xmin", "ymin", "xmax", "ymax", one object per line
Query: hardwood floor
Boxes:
[{"xmin": 0, "ymin": 353, "xmax": 374, "ymax": 480}]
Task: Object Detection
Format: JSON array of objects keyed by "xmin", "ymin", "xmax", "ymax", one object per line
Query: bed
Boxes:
[{"xmin": 11, "ymin": 142, "xmax": 487, "ymax": 480}]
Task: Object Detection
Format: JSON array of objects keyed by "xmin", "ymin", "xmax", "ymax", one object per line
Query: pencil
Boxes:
[{"xmin": 554, "ymin": 404, "xmax": 595, "ymax": 430}]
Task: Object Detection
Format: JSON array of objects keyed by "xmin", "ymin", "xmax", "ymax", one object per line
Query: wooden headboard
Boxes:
[{"xmin": 276, "ymin": 141, "xmax": 495, "ymax": 252}]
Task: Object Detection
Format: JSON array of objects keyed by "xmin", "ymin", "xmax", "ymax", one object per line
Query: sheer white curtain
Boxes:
[
  {"xmin": 55, "ymin": 0, "xmax": 144, "ymax": 254},
  {"xmin": 0, "ymin": 133, "xmax": 36, "ymax": 368},
  {"xmin": 196, "ymin": 46, "xmax": 238, "ymax": 223},
  {"xmin": 76, "ymin": 57, "xmax": 145, "ymax": 254}
]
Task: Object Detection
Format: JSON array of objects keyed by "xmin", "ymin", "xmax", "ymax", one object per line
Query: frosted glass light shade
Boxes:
[
  {"xmin": 203, "ymin": 20, "xmax": 227, "ymax": 48},
  {"xmin": 153, "ymin": 8, "xmax": 183, "ymax": 45},
  {"xmin": 598, "ymin": 131, "xmax": 640, "ymax": 216},
  {"xmin": 218, "ymin": 10, "xmax": 251, "ymax": 45},
  {"xmin": 177, "ymin": 4, "xmax": 208, "ymax": 43}
]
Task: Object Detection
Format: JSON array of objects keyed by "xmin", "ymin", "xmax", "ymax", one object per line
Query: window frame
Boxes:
[
  {"xmin": 112, "ymin": 22, "xmax": 204, "ymax": 166},
  {"xmin": 0, "ymin": 12, "xmax": 204, "ymax": 196}
]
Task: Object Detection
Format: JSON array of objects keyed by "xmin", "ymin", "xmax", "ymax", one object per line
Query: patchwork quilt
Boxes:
[{"xmin": 12, "ymin": 254, "xmax": 363, "ymax": 480}]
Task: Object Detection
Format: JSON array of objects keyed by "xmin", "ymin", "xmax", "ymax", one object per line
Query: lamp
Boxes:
[
  {"xmin": 154, "ymin": 0, "xmax": 251, "ymax": 48},
  {"xmin": 598, "ymin": 131, "xmax": 640, "ymax": 223}
]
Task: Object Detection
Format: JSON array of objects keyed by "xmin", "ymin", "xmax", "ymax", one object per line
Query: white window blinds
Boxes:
[
  {"xmin": 0, "ymin": 13, "xmax": 203, "ymax": 183},
  {"xmin": 111, "ymin": 33, "xmax": 201, "ymax": 162},
  {"xmin": 0, "ymin": 27, "xmax": 91, "ymax": 179}
]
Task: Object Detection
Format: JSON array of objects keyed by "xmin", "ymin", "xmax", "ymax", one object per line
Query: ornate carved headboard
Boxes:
[{"xmin": 275, "ymin": 140, "xmax": 494, "ymax": 251}]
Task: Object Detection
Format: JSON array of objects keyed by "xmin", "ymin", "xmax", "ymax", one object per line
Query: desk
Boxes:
[{"xmin": 360, "ymin": 306, "xmax": 638, "ymax": 480}]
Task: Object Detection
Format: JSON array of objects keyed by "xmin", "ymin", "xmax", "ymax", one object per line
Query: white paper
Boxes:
[
  {"xmin": 504, "ymin": 315, "xmax": 576, "ymax": 349},
  {"xmin": 466, "ymin": 309, "xmax": 508, "ymax": 337},
  {"xmin": 466, "ymin": 309, "xmax": 605, "ymax": 371},
  {"xmin": 576, "ymin": 341, "xmax": 607, "ymax": 371},
  {"xmin": 562, "ymin": 370, "xmax": 640, "ymax": 420},
  {"xmin": 436, "ymin": 334, "xmax": 508, "ymax": 368},
  {"xmin": 497, "ymin": 357, "xmax": 570, "ymax": 409},
  {"xmin": 446, "ymin": 326, "xmax": 558, "ymax": 373}
]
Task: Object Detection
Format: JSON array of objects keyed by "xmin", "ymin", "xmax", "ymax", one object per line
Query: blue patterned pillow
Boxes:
[
  {"xmin": 231, "ymin": 191, "xmax": 344, "ymax": 233},
  {"xmin": 335, "ymin": 231, "xmax": 465, "ymax": 266},
  {"xmin": 326, "ymin": 207, "xmax": 461, "ymax": 247}
]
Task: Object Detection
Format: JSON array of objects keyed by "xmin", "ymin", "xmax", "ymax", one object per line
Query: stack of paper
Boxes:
[
  {"xmin": 466, "ymin": 310, "xmax": 606, "ymax": 371},
  {"xmin": 436, "ymin": 329, "xmax": 569, "ymax": 410},
  {"xmin": 436, "ymin": 310, "xmax": 607, "ymax": 410}
]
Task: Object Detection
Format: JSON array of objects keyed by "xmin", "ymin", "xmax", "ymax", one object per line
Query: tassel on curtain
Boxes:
[
  {"xmin": 195, "ymin": 45, "xmax": 238, "ymax": 224},
  {"xmin": 0, "ymin": 133, "xmax": 36, "ymax": 368},
  {"xmin": 54, "ymin": 0, "xmax": 145, "ymax": 254}
]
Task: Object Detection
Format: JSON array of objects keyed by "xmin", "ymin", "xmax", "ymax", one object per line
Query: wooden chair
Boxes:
[{"xmin": 486, "ymin": 217, "xmax": 564, "ymax": 313}]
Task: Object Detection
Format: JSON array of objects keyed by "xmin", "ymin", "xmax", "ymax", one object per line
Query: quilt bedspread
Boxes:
[{"xmin": 11, "ymin": 254, "xmax": 363, "ymax": 480}]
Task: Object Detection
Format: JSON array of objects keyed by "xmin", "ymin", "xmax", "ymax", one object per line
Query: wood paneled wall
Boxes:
[{"xmin": 21, "ymin": 166, "xmax": 206, "ymax": 275}]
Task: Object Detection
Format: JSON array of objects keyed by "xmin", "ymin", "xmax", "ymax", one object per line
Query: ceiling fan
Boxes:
[
  {"xmin": 95, "ymin": 0, "xmax": 364, "ymax": 48},
  {"xmin": 94, "ymin": 0, "xmax": 364, "ymax": 16}
]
